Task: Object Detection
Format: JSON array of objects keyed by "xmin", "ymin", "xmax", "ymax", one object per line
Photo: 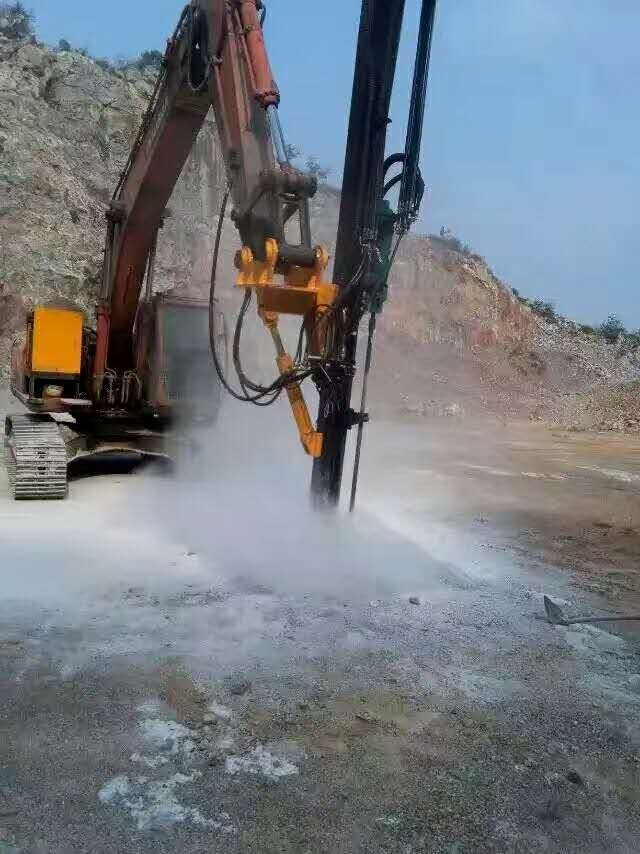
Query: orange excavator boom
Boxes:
[{"xmin": 95, "ymin": 0, "xmax": 312, "ymax": 384}]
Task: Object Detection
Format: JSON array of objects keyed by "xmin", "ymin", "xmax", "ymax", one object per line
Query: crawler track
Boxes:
[{"xmin": 4, "ymin": 414, "xmax": 68, "ymax": 499}]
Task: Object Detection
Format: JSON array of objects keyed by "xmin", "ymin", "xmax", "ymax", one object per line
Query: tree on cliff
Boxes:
[
  {"xmin": 283, "ymin": 145, "xmax": 331, "ymax": 183},
  {"xmin": 599, "ymin": 314, "xmax": 626, "ymax": 343},
  {"xmin": 305, "ymin": 155, "xmax": 331, "ymax": 183},
  {"xmin": 0, "ymin": 2, "xmax": 34, "ymax": 40},
  {"xmin": 136, "ymin": 49, "xmax": 164, "ymax": 71}
]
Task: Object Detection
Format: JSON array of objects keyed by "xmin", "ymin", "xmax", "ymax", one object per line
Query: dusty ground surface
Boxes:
[{"xmin": 1, "ymin": 393, "xmax": 640, "ymax": 853}]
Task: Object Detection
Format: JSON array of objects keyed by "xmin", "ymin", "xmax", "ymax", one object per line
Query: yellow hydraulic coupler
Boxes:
[{"xmin": 235, "ymin": 238, "xmax": 336, "ymax": 459}]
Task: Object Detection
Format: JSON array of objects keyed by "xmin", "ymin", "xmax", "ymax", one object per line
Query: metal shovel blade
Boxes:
[{"xmin": 543, "ymin": 595, "xmax": 640, "ymax": 626}]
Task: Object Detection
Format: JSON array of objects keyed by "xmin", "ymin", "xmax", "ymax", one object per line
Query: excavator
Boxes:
[{"xmin": 5, "ymin": 0, "xmax": 437, "ymax": 508}]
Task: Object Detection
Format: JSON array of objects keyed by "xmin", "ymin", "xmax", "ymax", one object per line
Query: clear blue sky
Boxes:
[{"xmin": 30, "ymin": 1, "xmax": 640, "ymax": 328}]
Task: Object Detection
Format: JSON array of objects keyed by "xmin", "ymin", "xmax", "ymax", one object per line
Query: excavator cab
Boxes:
[{"xmin": 137, "ymin": 294, "xmax": 225, "ymax": 428}]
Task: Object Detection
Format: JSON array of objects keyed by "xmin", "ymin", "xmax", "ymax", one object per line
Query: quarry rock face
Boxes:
[
  {"xmin": 0, "ymin": 36, "xmax": 533, "ymax": 348},
  {"xmin": 0, "ymin": 36, "xmax": 227, "ymax": 372},
  {"xmin": 1, "ymin": 36, "xmax": 638, "ymax": 425},
  {"xmin": 380, "ymin": 239, "xmax": 539, "ymax": 351}
]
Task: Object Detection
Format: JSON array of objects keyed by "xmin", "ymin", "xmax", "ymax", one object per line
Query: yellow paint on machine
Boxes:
[{"xmin": 31, "ymin": 307, "xmax": 83, "ymax": 375}]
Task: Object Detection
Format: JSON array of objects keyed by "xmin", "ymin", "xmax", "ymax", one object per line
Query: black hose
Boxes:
[
  {"xmin": 187, "ymin": 4, "xmax": 211, "ymax": 92},
  {"xmin": 232, "ymin": 290, "xmax": 282, "ymax": 406},
  {"xmin": 208, "ymin": 190, "xmax": 269, "ymax": 403},
  {"xmin": 232, "ymin": 293, "xmax": 315, "ymax": 405},
  {"xmin": 208, "ymin": 189, "xmax": 311, "ymax": 405},
  {"xmin": 397, "ymin": 0, "xmax": 437, "ymax": 230}
]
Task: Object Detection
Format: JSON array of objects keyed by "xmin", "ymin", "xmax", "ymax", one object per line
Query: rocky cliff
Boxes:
[
  {"xmin": 0, "ymin": 36, "xmax": 226, "ymax": 363},
  {"xmin": 1, "ymin": 36, "xmax": 638, "ymax": 427}
]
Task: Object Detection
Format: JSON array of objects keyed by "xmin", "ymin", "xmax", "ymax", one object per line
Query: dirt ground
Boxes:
[
  {"xmin": 1, "ymin": 395, "xmax": 640, "ymax": 853},
  {"xmin": 363, "ymin": 418, "xmax": 640, "ymax": 603}
]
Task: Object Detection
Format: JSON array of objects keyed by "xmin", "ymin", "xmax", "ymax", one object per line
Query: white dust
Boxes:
[
  {"xmin": 98, "ymin": 771, "xmax": 234, "ymax": 832},
  {"xmin": 224, "ymin": 745, "xmax": 299, "ymax": 780}
]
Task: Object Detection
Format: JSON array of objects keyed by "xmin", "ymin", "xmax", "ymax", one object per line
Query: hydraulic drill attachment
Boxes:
[
  {"xmin": 312, "ymin": 0, "xmax": 438, "ymax": 510},
  {"xmin": 234, "ymin": 237, "xmax": 337, "ymax": 458}
]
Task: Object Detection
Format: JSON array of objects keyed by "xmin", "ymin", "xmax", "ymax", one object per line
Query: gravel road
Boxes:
[{"xmin": 1, "ymin": 397, "xmax": 640, "ymax": 853}]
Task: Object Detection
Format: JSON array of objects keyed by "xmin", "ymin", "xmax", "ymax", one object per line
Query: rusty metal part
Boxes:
[
  {"xmin": 230, "ymin": 169, "xmax": 317, "ymax": 257},
  {"xmin": 235, "ymin": 0, "xmax": 279, "ymax": 106}
]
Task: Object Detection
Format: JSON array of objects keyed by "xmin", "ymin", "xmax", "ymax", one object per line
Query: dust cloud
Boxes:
[
  {"xmin": 0, "ymin": 362, "xmax": 511, "ymax": 619},
  {"xmin": 126, "ymin": 396, "xmax": 460, "ymax": 603}
]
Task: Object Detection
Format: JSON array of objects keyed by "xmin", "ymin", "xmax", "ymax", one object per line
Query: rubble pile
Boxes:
[
  {"xmin": 585, "ymin": 382, "xmax": 640, "ymax": 433},
  {"xmin": 536, "ymin": 318, "xmax": 640, "ymax": 387}
]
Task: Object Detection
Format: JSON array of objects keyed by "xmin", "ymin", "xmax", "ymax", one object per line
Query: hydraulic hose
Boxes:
[
  {"xmin": 208, "ymin": 189, "xmax": 264, "ymax": 403},
  {"xmin": 208, "ymin": 189, "xmax": 311, "ymax": 406}
]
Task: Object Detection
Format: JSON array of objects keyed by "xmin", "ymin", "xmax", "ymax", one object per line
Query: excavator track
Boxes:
[{"xmin": 4, "ymin": 415, "xmax": 68, "ymax": 500}]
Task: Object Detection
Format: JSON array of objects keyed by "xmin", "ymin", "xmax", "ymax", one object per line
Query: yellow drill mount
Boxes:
[{"xmin": 235, "ymin": 238, "xmax": 338, "ymax": 458}]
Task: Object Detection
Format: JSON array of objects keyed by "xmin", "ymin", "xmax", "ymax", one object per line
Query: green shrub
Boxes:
[
  {"xmin": 305, "ymin": 155, "xmax": 331, "ymax": 183},
  {"xmin": 444, "ymin": 235, "xmax": 462, "ymax": 252},
  {"xmin": 58, "ymin": 38, "xmax": 71, "ymax": 52},
  {"xmin": 599, "ymin": 314, "xmax": 626, "ymax": 343},
  {"xmin": 429, "ymin": 232, "xmax": 485, "ymax": 260},
  {"xmin": 136, "ymin": 49, "xmax": 164, "ymax": 71},
  {"xmin": 430, "ymin": 233, "xmax": 464, "ymax": 253},
  {"xmin": 624, "ymin": 330, "xmax": 640, "ymax": 349},
  {"xmin": 530, "ymin": 299, "xmax": 557, "ymax": 322},
  {"xmin": 285, "ymin": 143, "xmax": 301, "ymax": 162},
  {"xmin": 0, "ymin": 1, "xmax": 34, "ymax": 39}
]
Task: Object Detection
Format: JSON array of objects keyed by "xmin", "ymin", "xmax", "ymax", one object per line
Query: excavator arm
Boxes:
[
  {"xmin": 95, "ymin": 0, "xmax": 437, "ymax": 505},
  {"xmin": 94, "ymin": 1, "xmax": 319, "ymax": 388}
]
